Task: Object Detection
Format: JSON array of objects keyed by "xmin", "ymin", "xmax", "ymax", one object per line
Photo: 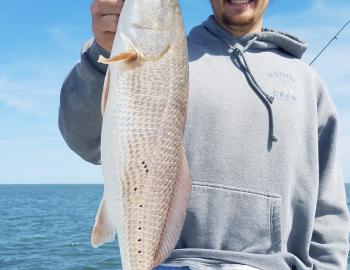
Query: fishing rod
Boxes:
[{"xmin": 310, "ymin": 19, "xmax": 350, "ymax": 66}]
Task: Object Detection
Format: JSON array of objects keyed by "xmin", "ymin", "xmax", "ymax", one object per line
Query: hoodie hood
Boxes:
[{"xmin": 189, "ymin": 15, "xmax": 308, "ymax": 59}]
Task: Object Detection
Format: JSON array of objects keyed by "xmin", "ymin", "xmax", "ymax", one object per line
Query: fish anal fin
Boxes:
[
  {"xmin": 153, "ymin": 145, "xmax": 192, "ymax": 266},
  {"xmin": 98, "ymin": 51, "xmax": 138, "ymax": 64},
  {"xmin": 91, "ymin": 198, "xmax": 116, "ymax": 248},
  {"xmin": 101, "ymin": 68, "xmax": 110, "ymax": 116}
]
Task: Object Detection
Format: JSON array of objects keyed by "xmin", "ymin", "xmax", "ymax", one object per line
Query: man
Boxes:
[{"xmin": 59, "ymin": 0, "xmax": 350, "ymax": 269}]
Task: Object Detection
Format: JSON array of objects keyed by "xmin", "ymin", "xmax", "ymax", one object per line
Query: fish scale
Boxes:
[{"xmin": 91, "ymin": 1, "xmax": 191, "ymax": 269}]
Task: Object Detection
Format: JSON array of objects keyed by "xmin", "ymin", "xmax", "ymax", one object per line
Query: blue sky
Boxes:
[{"xmin": 0, "ymin": 0, "xmax": 349, "ymax": 184}]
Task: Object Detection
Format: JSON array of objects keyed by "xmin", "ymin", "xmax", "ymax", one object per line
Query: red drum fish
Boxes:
[{"xmin": 91, "ymin": 0, "xmax": 191, "ymax": 269}]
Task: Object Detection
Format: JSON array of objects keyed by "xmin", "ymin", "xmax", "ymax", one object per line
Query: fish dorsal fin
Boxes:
[{"xmin": 152, "ymin": 144, "xmax": 192, "ymax": 266}]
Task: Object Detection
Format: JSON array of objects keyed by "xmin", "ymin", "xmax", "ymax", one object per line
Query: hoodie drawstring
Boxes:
[
  {"xmin": 230, "ymin": 45, "xmax": 278, "ymax": 146},
  {"xmin": 204, "ymin": 26, "xmax": 278, "ymax": 149}
]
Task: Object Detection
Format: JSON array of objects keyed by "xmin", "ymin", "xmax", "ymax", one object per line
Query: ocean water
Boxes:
[{"xmin": 0, "ymin": 184, "xmax": 349, "ymax": 270}]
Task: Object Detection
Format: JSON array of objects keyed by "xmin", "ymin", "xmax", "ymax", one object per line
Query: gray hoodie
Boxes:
[{"xmin": 59, "ymin": 16, "xmax": 350, "ymax": 270}]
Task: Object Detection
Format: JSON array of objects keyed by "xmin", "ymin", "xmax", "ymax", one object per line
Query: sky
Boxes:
[{"xmin": 0, "ymin": 0, "xmax": 349, "ymax": 184}]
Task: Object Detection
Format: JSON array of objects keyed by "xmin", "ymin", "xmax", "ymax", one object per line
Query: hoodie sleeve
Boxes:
[
  {"xmin": 309, "ymin": 75, "xmax": 350, "ymax": 270},
  {"xmin": 58, "ymin": 39, "xmax": 110, "ymax": 165}
]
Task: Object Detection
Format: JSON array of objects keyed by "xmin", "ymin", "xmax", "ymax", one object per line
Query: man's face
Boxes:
[{"xmin": 210, "ymin": 0, "xmax": 269, "ymax": 31}]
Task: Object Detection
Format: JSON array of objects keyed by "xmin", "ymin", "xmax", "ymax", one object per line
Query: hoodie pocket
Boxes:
[{"xmin": 176, "ymin": 181, "xmax": 282, "ymax": 254}]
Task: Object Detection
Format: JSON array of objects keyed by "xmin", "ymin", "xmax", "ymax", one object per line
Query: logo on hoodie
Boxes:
[{"xmin": 268, "ymin": 71, "xmax": 297, "ymax": 102}]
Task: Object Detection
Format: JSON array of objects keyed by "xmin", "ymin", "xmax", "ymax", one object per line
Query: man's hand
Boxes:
[{"xmin": 91, "ymin": 0, "xmax": 125, "ymax": 53}]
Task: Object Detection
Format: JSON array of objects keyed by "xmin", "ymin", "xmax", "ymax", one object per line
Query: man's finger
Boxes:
[
  {"xmin": 94, "ymin": 15, "xmax": 118, "ymax": 33},
  {"xmin": 91, "ymin": 0, "xmax": 124, "ymax": 16},
  {"xmin": 95, "ymin": 32, "xmax": 116, "ymax": 52}
]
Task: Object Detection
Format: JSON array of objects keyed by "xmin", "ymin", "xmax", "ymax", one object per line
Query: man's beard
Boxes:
[{"xmin": 221, "ymin": 13, "xmax": 255, "ymax": 27}]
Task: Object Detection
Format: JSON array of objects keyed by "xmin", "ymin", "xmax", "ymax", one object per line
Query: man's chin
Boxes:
[{"xmin": 222, "ymin": 14, "xmax": 254, "ymax": 27}]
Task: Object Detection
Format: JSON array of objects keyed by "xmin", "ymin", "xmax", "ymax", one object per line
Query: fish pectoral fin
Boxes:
[
  {"xmin": 98, "ymin": 51, "xmax": 138, "ymax": 64},
  {"xmin": 91, "ymin": 198, "xmax": 116, "ymax": 248}
]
